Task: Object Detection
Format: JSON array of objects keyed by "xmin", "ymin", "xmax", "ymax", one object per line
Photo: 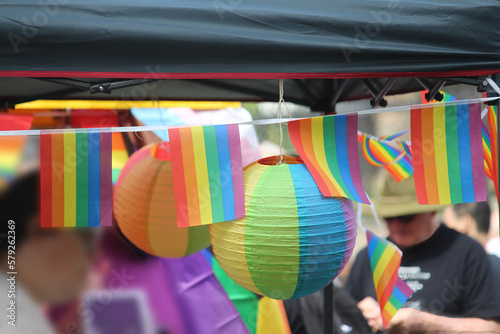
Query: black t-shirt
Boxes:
[{"xmin": 345, "ymin": 224, "xmax": 500, "ymax": 319}]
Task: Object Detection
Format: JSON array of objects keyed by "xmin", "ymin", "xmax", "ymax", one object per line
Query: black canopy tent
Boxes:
[
  {"xmin": 0, "ymin": 0, "xmax": 499, "ymax": 110},
  {"xmin": 1, "ymin": 1, "xmax": 500, "ymax": 332}
]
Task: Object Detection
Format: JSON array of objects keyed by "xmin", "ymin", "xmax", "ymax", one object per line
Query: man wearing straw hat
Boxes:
[{"xmin": 345, "ymin": 174, "xmax": 500, "ymax": 333}]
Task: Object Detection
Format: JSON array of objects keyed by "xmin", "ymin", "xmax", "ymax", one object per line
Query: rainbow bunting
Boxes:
[
  {"xmin": 411, "ymin": 103, "xmax": 486, "ymax": 205},
  {"xmin": 358, "ymin": 132, "xmax": 413, "ymax": 182},
  {"xmin": 288, "ymin": 114, "xmax": 370, "ymax": 204},
  {"xmin": 40, "ymin": 131, "xmax": 112, "ymax": 227},
  {"xmin": 168, "ymin": 124, "xmax": 245, "ymax": 227},
  {"xmin": 483, "ymin": 105, "xmax": 498, "ymax": 199},
  {"xmin": 366, "ymin": 230, "xmax": 413, "ymax": 327},
  {"xmin": 0, "ymin": 114, "xmax": 34, "ymax": 181}
]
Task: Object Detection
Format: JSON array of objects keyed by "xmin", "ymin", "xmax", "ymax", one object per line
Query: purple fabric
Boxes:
[
  {"xmin": 162, "ymin": 253, "xmax": 249, "ymax": 334},
  {"xmin": 101, "ymin": 230, "xmax": 186, "ymax": 334}
]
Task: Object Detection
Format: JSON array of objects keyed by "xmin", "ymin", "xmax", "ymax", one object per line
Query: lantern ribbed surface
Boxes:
[
  {"xmin": 114, "ymin": 142, "xmax": 211, "ymax": 258},
  {"xmin": 210, "ymin": 156, "xmax": 357, "ymax": 299}
]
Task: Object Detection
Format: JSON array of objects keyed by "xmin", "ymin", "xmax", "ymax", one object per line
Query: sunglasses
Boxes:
[{"xmin": 384, "ymin": 214, "xmax": 417, "ymax": 223}]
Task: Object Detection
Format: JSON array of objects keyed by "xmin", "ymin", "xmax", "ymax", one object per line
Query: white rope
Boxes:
[
  {"xmin": 1, "ymin": 96, "xmax": 497, "ymax": 137},
  {"xmin": 275, "ymin": 79, "xmax": 292, "ymax": 165},
  {"xmin": 356, "ymin": 203, "xmax": 366, "ymax": 231},
  {"xmin": 365, "ymin": 193, "xmax": 384, "ymax": 236}
]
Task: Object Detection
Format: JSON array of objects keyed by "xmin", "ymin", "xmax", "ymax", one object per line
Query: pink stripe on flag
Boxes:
[
  {"xmin": 100, "ymin": 133, "xmax": 112, "ymax": 226},
  {"xmin": 469, "ymin": 103, "xmax": 487, "ymax": 202},
  {"xmin": 346, "ymin": 114, "xmax": 370, "ymax": 203},
  {"xmin": 227, "ymin": 124, "xmax": 245, "ymax": 219}
]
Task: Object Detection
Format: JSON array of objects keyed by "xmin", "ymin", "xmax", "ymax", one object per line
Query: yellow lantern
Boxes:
[
  {"xmin": 211, "ymin": 156, "xmax": 357, "ymax": 299},
  {"xmin": 114, "ymin": 142, "xmax": 211, "ymax": 257}
]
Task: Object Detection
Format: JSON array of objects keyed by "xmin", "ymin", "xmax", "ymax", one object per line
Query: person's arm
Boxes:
[
  {"xmin": 386, "ymin": 308, "xmax": 500, "ymax": 334},
  {"xmin": 358, "ymin": 297, "xmax": 500, "ymax": 334}
]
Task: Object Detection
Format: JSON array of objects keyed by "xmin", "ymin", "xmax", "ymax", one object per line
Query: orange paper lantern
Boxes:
[{"xmin": 113, "ymin": 142, "xmax": 211, "ymax": 257}]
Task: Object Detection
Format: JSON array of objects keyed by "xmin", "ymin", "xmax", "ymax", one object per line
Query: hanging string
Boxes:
[
  {"xmin": 356, "ymin": 203, "xmax": 366, "ymax": 231},
  {"xmin": 276, "ymin": 79, "xmax": 292, "ymax": 164},
  {"xmin": 2, "ymin": 96, "xmax": 498, "ymax": 137}
]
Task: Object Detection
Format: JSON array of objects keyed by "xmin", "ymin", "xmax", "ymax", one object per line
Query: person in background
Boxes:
[
  {"xmin": 443, "ymin": 201, "xmax": 500, "ymax": 302},
  {"xmin": 487, "ymin": 210, "xmax": 500, "ymax": 257},
  {"xmin": 0, "ymin": 172, "xmax": 96, "ymax": 333},
  {"xmin": 345, "ymin": 174, "xmax": 500, "ymax": 334}
]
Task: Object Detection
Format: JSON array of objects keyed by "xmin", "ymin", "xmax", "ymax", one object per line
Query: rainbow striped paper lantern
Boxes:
[
  {"xmin": 211, "ymin": 156, "xmax": 357, "ymax": 299},
  {"xmin": 113, "ymin": 142, "xmax": 211, "ymax": 257}
]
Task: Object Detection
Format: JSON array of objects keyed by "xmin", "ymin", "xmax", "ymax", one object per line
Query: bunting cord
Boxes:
[
  {"xmin": 276, "ymin": 79, "xmax": 291, "ymax": 165},
  {"xmin": 1, "ymin": 97, "xmax": 498, "ymax": 136}
]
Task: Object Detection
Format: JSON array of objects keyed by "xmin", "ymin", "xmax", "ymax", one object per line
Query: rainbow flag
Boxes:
[
  {"xmin": 358, "ymin": 132, "xmax": 413, "ymax": 182},
  {"xmin": 40, "ymin": 130, "xmax": 112, "ymax": 227},
  {"xmin": 168, "ymin": 124, "xmax": 244, "ymax": 227},
  {"xmin": 366, "ymin": 230, "xmax": 413, "ymax": 327},
  {"xmin": 288, "ymin": 114, "xmax": 369, "ymax": 204},
  {"xmin": 0, "ymin": 114, "xmax": 34, "ymax": 181},
  {"xmin": 483, "ymin": 105, "xmax": 498, "ymax": 199},
  {"xmin": 411, "ymin": 103, "xmax": 486, "ymax": 204}
]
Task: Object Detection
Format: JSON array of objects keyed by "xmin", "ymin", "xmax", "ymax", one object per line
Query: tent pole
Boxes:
[{"xmin": 324, "ymin": 282, "xmax": 334, "ymax": 334}]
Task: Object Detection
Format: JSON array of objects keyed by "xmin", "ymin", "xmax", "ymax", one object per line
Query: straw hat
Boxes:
[{"xmin": 372, "ymin": 172, "xmax": 447, "ymax": 218}]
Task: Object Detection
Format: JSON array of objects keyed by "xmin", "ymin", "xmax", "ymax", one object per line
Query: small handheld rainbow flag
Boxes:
[
  {"xmin": 411, "ymin": 102, "xmax": 486, "ymax": 204},
  {"xmin": 288, "ymin": 114, "xmax": 369, "ymax": 204},
  {"xmin": 483, "ymin": 106, "xmax": 498, "ymax": 199},
  {"xmin": 168, "ymin": 124, "xmax": 245, "ymax": 227},
  {"xmin": 366, "ymin": 230, "xmax": 413, "ymax": 327},
  {"xmin": 40, "ymin": 130, "xmax": 112, "ymax": 227},
  {"xmin": 358, "ymin": 131, "xmax": 413, "ymax": 182}
]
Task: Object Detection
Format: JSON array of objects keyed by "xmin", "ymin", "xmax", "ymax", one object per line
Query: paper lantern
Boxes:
[
  {"xmin": 113, "ymin": 142, "xmax": 211, "ymax": 257},
  {"xmin": 211, "ymin": 156, "xmax": 357, "ymax": 299}
]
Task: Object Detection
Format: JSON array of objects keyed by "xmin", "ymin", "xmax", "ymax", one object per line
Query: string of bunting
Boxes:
[{"xmin": 0, "ymin": 97, "xmax": 495, "ymax": 228}]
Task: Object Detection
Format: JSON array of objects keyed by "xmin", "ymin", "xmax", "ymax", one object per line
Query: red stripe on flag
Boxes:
[
  {"xmin": 288, "ymin": 119, "xmax": 332, "ymax": 196},
  {"xmin": 169, "ymin": 128, "xmax": 190, "ymax": 227},
  {"xmin": 421, "ymin": 107, "xmax": 439, "ymax": 204},
  {"xmin": 411, "ymin": 107, "xmax": 429, "ymax": 204}
]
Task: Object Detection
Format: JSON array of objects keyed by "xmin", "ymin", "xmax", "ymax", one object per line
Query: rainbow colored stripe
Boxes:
[
  {"xmin": 111, "ymin": 133, "xmax": 129, "ymax": 184},
  {"xmin": 483, "ymin": 106, "xmax": 498, "ymax": 199},
  {"xmin": 168, "ymin": 124, "xmax": 245, "ymax": 227},
  {"xmin": 367, "ymin": 230, "xmax": 413, "ymax": 327},
  {"xmin": 288, "ymin": 114, "xmax": 369, "ymax": 204},
  {"xmin": 358, "ymin": 132, "xmax": 413, "ymax": 182},
  {"xmin": 40, "ymin": 131, "xmax": 112, "ymax": 227},
  {"xmin": 411, "ymin": 103, "xmax": 486, "ymax": 204},
  {"xmin": 0, "ymin": 114, "xmax": 34, "ymax": 181}
]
